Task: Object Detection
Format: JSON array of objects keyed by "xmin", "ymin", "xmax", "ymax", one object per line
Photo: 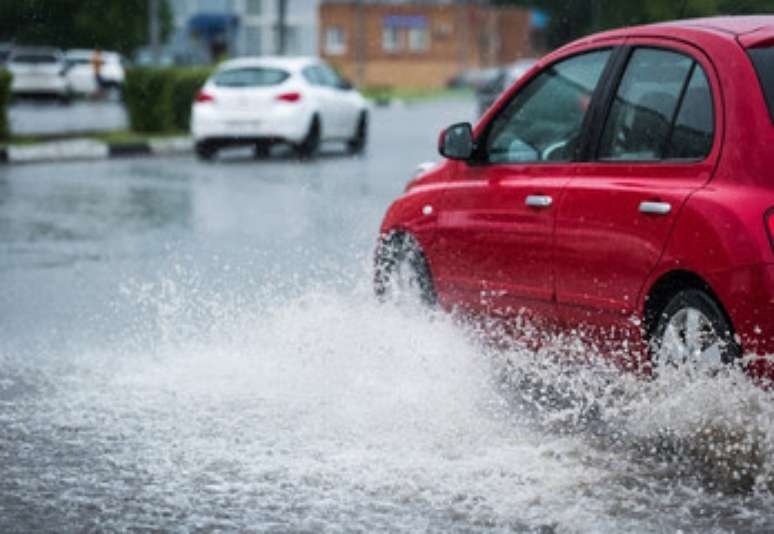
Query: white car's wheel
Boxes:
[
  {"xmin": 296, "ymin": 116, "xmax": 320, "ymax": 160},
  {"xmin": 347, "ymin": 112, "xmax": 368, "ymax": 155}
]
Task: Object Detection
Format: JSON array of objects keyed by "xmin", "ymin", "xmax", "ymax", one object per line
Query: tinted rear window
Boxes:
[
  {"xmin": 749, "ymin": 47, "xmax": 774, "ymax": 122},
  {"xmin": 11, "ymin": 54, "xmax": 58, "ymax": 64},
  {"xmin": 213, "ymin": 67, "xmax": 289, "ymax": 87}
]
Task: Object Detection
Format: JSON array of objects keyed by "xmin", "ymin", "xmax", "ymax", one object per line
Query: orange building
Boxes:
[{"xmin": 319, "ymin": 0, "xmax": 542, "ymax": 90}]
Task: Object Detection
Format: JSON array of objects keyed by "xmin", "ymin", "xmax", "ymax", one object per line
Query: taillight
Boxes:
[
  {"xmin": 276, "ymin": 92, "xmax": 301, "ymax": 103},
  {"xmin": 195, "ymin": 91, "xmax": 214, "ymax": 103},
  {"xmin": 766, "ymin": 208, "xmax": 774, "ymax": 251}
]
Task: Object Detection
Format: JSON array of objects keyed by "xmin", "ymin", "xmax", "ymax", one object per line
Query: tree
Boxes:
[
  {"xmin": 494, "ymin": 0, "xmax": 774, "ymax": 48},
  {"xmin": 0, "ymin": 0, "xmax": 173, "ymax": 57}
]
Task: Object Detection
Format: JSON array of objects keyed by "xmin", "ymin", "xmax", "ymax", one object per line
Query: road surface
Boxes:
[{"xmin": 2, "ymin": 97, "xmax": 774, "ymax": 533}]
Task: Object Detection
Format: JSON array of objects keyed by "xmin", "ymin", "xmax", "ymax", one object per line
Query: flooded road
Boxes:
[{"xmin": 2, "ymin": 98, "xmax": 774, "ymax": 532}]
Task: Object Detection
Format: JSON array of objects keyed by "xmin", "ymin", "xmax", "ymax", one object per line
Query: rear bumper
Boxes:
[
  {"xmin": 11, "ymin": 75, "xmax": 69, "ymax": 95},
  {"xmin": 707, "ymin": 263, "xmax": 774, "ymax": 377},
  {"xmin": 191, "ymin": 103, "xmax": 311, "ymax": 144}
]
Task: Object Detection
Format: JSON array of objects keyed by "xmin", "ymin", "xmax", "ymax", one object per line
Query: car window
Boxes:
[
  {"xmin": 213, "ymin": 67, "xmax": 289, "ymax": 87},
  {"xmin": 598, "ymin": 48, "xmax": 712, "ymax": 162},
  {"xmin": 302, "ymin": 66, "xmax": 323, "ymax": 86},
  {"xmin": 748, "ymin": 47, "xmax": 774, "ymax": 123},
  {"xmin": 665, "ymin": 66, "xmax": 714, "ymax": 159},
  {"xmin": 484, "ymin": 49, "xmax": 611, "ymax": 164},
  {"xmin": 317, "ymin": 65, "xmax": 345, "ymax": 88},
  {"xmin": 11, "ymin": 54, "xmax": 58, "ymax": 64}
]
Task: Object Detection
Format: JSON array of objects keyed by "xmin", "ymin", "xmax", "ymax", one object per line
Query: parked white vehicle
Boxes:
[
  {"xmin": 191, "ymin": 56, "xmax": 369, "ymax": 160},
  {"xmin": 7, "ymin": 47, "xmax": 71, "ymax": 100},
  {"xmin": 65, "ymin": 49, "xmax": 125, "ymax": 95}
]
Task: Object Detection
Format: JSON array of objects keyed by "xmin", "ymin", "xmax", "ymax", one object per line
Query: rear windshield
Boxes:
[
  {"xmin": 11, "ymin": 54, "xmax": 58, "ymax": 64},
  {"xmin": 213, "ymin": 67, "xmax": 289, "ymax": 88},
  {"xmin": 748, "ymin": 47, "xmax": 774, "ymax": 122}
]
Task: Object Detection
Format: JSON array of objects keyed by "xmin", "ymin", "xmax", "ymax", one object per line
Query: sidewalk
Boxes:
[{"xmin": 0, "ymin": 134, "xmax": 193, "ymax": 164}]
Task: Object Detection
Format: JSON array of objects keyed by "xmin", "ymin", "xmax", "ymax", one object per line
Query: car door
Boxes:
[
  {"xmin": 554, "ymin": 41, "xmax": 721, "ymax": 348},
  {"xmin": 318, "ymin": 64, "xmax": 360, "ymax": 138},
  {"xmin": 302, "ymin": 65, "xmax": 339, "ymax": 138},
  {"xmin": 433, "ymin": 49, "xmax": 614, "ymax": 318}
]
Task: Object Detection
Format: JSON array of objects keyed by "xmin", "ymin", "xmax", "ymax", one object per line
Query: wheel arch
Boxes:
[{"xmin": 641, "ymin": 269, "xmax": 735, "ymax": 341}]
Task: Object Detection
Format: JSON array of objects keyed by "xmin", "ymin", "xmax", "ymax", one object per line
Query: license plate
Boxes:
[{"xmin": 226, "ymin": 121, "xmax": 261, "ymax": 133}]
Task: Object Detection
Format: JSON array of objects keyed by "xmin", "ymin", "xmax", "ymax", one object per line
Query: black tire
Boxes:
[
  {"xmin": 296, "ymin": 116, "xmax": 321, "ymax": 160},
  {"xmin": 347, "ymin": 112, "xmax": 368, "ymax": 155},
  {"xmin": 374, "ymin": 232, "xmax": 436, "ymax": 307},
  {"xmin": 195, "ymin": 141, "xmax": 217, "ymax": 161},
  {"xmin": 649, "ymin": 288, "xmax": 741, "ymax": 375},
  {"xmin": 253, "ymin": 142, "xmax": 271, "ymax": 159}
]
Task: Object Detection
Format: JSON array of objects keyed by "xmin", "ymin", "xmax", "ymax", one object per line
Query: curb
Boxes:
[{"xmin": 0, "ymin": 136, "xmax": 193, "ymax": 164}]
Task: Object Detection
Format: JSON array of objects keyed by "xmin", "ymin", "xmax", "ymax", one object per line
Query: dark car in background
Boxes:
[
  {"xmin": 476, "ymin": 59, "xmax": 537, "ymax": 116},
  {"xmin": 0, "ymin": 43, "xmax": 12, "ymax": 66}
]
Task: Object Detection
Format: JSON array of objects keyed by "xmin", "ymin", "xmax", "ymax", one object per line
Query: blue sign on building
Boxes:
[{"xmin": 383, "ymin": 15, "xmax": 428, "ymax": 29}]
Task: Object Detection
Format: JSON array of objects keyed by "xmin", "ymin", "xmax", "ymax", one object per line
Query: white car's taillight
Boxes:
[
  {"xmin": 276, "ymin": 92, "xmax": 301, "ymax": 103},
  {"xmin": 195, "ymin": 90, "xmax": 214, "ymax": 103}
]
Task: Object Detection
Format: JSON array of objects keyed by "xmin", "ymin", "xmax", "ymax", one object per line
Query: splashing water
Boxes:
[{"xmin": 2, "ymin": 261, "xmax": 774, "ymax": 533}]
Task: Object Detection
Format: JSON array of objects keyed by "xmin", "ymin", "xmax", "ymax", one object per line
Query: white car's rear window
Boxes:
[
  {"xmin": 12, "ymin": 54, "xmax": 58, "ymax": 64},
  {"xmin": 749, "ymin": 47, "xmax": 774, "ymax": 122},
  {"xmin": 213, "ymin": 67, "xmax": 289, "ymax": 88}
]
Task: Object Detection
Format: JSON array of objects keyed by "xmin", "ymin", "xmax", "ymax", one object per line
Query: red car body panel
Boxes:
[{"xmin": 378, "ymin": 16, "xmax": 774, "ymax": 380}]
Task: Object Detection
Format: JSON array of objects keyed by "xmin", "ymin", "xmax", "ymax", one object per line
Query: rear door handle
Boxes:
[
  {"xmin": 639, "ymin": 201, "xmax": 672, "ymax": 215},
  {"xmin": 525, "ymin": 195, "xmax": 553, "ymax": 208}
]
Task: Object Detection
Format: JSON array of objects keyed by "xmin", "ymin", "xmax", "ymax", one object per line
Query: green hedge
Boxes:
[
  {"xmin": 124, "ymin": 67, "xmax": 212, "ymax": 133},
  {"xmin": 0, "ymin": 70, "xmax": 12, "ymax": 140},
  {"xmin": 169, "ymin": 68, "xmax": 211, "ymax": 132}
]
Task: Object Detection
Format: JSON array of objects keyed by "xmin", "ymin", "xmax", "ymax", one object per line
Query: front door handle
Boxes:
[
  {"xmin": 525, "ymin": 195, "xmax": 553, "ymax": 208},
  {"xmin": 639, "ymin": 201, "xmax": 672, "ymax": 215}
]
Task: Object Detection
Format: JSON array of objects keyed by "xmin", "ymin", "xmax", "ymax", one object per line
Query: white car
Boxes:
[
  {"xmin": 191, "ymin": 56, "xmax": 369, "ymax": 160},
  {"xmin": 7, "ymin": 47, "xmax": 71, "ymax": 101},
  {"xmin": 65, "ymin": 49, "xmax": 125, "ymax": 95}
]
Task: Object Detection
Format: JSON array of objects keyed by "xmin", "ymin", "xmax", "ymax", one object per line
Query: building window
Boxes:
[
  {"xmin": 408, "ymin": 27, "xmax": 428, "ymax": 52},
  {"xmin": 324, "ymin": 26, "xmax": 346, "ymax": 55},
  {"xmin": 383, "ymin": 26, "xmax": 400, "ymax": 52},
  {"xmin": 246, "ymin": 0, "xmax": 262, "ymax": 16}
]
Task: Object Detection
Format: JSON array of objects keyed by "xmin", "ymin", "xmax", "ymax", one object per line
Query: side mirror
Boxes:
[
  {"xmin": 438, "ymin": 122, "xmax": 474, "ymax": 160},
  {"xmin": 337, "ymin": 78, "xmax": 353, "ymax": 90}
]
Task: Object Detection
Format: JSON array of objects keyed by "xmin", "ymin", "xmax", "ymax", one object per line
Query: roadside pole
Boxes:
[
  {"xmin": 277, "ymin": 0, "xmax": 288, "ymax": 55},
  {"xmin": 355, "ymin": 0, "xmax": 365, "ymax": 86},
  {"xmin": 149, "ymin": 0, "xmax": 160, "ymax": 65}
]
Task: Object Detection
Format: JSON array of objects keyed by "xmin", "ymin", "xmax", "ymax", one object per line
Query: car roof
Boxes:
[
  {"xmin": 586, "ymin": 15, "xmax": 774, "ymax": 42},
  {"xmin": 218, "ymin": 55, "xmax": 320, "ymax": 72}
]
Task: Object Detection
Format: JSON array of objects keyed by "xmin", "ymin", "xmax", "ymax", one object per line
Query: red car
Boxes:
[{"xmin": 375, "ymin": 16, "xmax": 774, "ymax": 381}]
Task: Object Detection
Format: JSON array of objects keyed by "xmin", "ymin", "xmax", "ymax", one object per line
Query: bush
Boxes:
[
  {"xmin": 169, "ymin": 68, "xmax": 212, "ymax": 131},
  {"xmin": 0, "ymin": 70, "xmax": 12, "ymax": 140},
  {"xmin": 123, "ymin": 67, "xmax": 174, "ymax": 133},
  {"xmin": 123, "ymin": 67, "xmax": 212, "ymax": 133}
]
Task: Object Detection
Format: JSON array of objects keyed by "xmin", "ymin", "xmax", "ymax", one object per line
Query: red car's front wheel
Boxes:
[{"xmin": 374, "ymin": 232, "xmax": 436, "ymax": 307}]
